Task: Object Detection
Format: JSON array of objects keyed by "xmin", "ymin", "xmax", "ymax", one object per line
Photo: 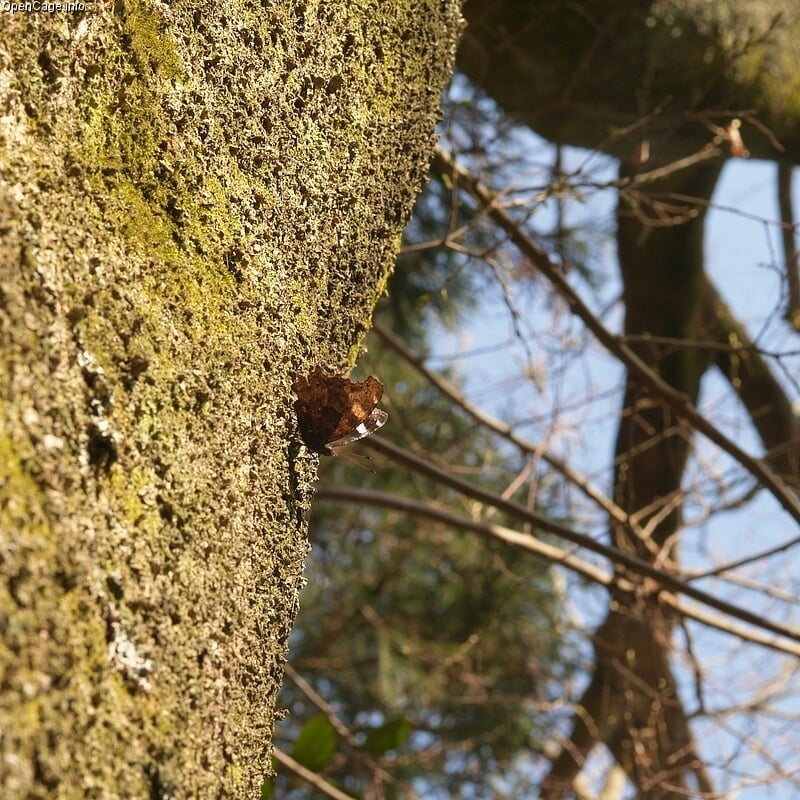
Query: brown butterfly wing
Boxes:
[
  {"xmin": 292, "ymin": 368, "xmax": 337, "ymax": 454},
  {"xmin": 326, "ymin": 407, "xmax": 388, "ymax": 451},
  {"xmin": 326, "ymin": 374, "xmax": 384, "ymax": 442},
  {"xmin": 292, "ymin": 368, "xmax": 384, "ymax": 455}
]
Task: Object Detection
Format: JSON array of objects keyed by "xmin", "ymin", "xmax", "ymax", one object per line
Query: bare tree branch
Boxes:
[
  {"xmin": 316, "ymin": 475, "xmax": 800, "ymax": 654},
  {"xmin": 778, "ymin": 160, "xmax": 800, "ymax": 329},
  {"xmin": 273, "ymin": 748, "xmax": 357, "ymax": 800},
  {"xmin": 432, "ymin": 147, "xmax": 800, "ymax": 523}
]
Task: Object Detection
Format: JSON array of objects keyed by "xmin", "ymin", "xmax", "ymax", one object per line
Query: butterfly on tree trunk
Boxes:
[{"xmin": 292, "ymin": 367, "xmax": 388, "ymax": 456}]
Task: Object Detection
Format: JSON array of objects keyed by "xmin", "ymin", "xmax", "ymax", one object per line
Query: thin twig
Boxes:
[
  {"xmin": 373, "ymin": 321, "xmax": 633, "ymax": 529},
  {"xmin": 273, "ymin": 748, "xmax": 355, "ymax": 800}
]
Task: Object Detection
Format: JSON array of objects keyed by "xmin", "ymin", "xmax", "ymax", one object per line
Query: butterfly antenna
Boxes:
[{"xmin": 334, "ymin": 449, "xmax": 376, "ymax": 473}]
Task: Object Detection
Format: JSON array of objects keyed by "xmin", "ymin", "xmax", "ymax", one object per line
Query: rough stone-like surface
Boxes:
[{"xmin": 0, "ymin": 1, "xmax": 461, "ymax": 796}]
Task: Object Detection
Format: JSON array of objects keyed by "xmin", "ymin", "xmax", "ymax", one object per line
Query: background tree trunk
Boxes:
[
  {"xmin": 458, "ymin": 1, "xmax": 800, "ymax": 795},
  {"xmin": 0, "ymin": 2, "xmax": 461, "ymax": 796}
]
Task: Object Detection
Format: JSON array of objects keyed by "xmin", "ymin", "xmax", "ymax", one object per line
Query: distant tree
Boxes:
[{"xmin": 274, "ymin": 3, "xmax": 800, "ymax": 799}]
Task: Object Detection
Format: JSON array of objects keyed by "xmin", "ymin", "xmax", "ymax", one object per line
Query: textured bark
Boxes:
[{"xmin": 0, "ymin": 1, "xmax": 461, "ymax": 797}]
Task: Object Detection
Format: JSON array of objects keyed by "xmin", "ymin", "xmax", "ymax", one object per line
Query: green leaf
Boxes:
[
  {"xmin": 291, "ymin": 713, "xmax": 338, "ymax": 772},
  {"xmin": 361, "ymin": 718, "xmax": 411, "ymax": 755}
]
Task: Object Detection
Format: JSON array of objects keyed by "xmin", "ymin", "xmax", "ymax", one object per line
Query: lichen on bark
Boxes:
[{"xmin": 0, "ymin": 1, "xmax": 462, "ymax": 796}]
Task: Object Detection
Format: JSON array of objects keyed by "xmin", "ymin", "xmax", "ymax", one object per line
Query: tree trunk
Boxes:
[
  {"xmin": 543, "ymin": 159, "xmax": 721, "ymax": 798},
  {"xmin": 0, "ymin": 2, "xmax": 461, "ymax": 796}
]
